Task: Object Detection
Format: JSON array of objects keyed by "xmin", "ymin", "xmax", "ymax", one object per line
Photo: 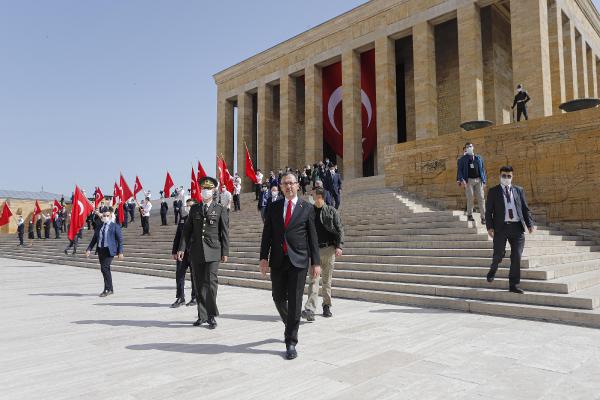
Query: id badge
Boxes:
[{"xmin": 469, "ymin": 163, "xmax": 474, "ymax": 168}]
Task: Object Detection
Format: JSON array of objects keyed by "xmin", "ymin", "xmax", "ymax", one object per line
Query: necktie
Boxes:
[
  {"xmin": 283, "ymin": 200, "xmax": 293, "ymax": 254},
  {"xmin": 101, "ymin": 224, "xmax": 108, "ymax": 248},
  {"xmin": 505, "ymin": 187, "xmax": 515, "ymax": 219}
]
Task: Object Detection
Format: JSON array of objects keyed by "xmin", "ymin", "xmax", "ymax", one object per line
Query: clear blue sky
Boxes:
[
  {"xmin": 2, "ymin": 0, "xmax": 600, "ymax": 196},
  {"xmin": 0, "ymin": 0, "xmax": 365, "ymax": 196}
]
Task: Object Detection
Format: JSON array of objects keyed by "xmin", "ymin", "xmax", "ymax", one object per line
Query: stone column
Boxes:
[
  {"xmin": 413, "ymin": 21, "xmax": 438, "ymax": 139},
  {"xmin": 510, "ymin": 0, "xmax": 553, "ymax": 118},
  {"xmin": 279, "ymin": 74, "xmax": 297, "ymax": 169},
  {"xmin": 577, "ymin": 33, "xmax": 589, "ymax": 97},
  {"xmin": 548, "ymin": 0, "xmax": 566, "ymax": 113},
  {"xmin": 375, "ymin": 36, "xmax": 397, "ymax": 176},
  {"xmin": 586, "ymin": 45, "xmax": 595, "ymax": 97},
  {"xmin": 216, "ymin": 92, "xmax": 235, "ymax": 172},
  {"xmin": 237, "ymin": 91, "xmax": 254, "ymax": 192},
  {"xmin": 305, "ymin": 64, "xmax": 323, "ymax": 166},
  {"xmin": 594, "ymin": 56, "xmax": 599, "ymax": 98},
  {"xmin": 457, "ymin": 3, "xmax": 485, "ymax": 122},
  {"xmin": 342, "ymin": 49, "xmax": 363, "ymax": 179},
  {"xmin": 257, "ymin": 84, "xmax": 273, "ymax": 175},
  {"xmin": 562, "ymin": 16, "xmax": 579, "ymax": 99}
]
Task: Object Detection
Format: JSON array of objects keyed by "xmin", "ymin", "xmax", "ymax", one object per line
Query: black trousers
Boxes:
[
  {"xmin": 44, "ymin": 229, "xmax": 50, "ymax": 239},
  {"xmin": 160, "ymin": 212, "xmax": 167, "ymax": 226},
  {"xmin": 233, "ymin": 194, "xmax": 241, "ymax": 211},
  {"xmin": 255, "ymin": 184, "xmax": 261, "ymax": 200},
  {"xmin": 490, "ymin": 222, "xmax": 525, "ymax": 285},
  {"xmin": 191, "ymin": 260, "xmax": 220, "ymax": 320},
  {"xmin": 65, "ymin": 236, "xmax": 79, "ymax": 254},
  {"xmin": 54, "ymin": 226, "xmax": 61, "ymax": 239},
  {"xmin": 36, "ymin": 229, "xmax": 41, "ymax": 239},
  {"xmin": 517, "ymin": 105, "xmax": 528, "ymax": 121},
  {"xmin": 175, "ymin": 257, "xmax": 197, "ymax": 300},
  {"xmin": 18, "ymin": 233, "xmax": 24, "ymax": 245},
  {"xmin": 129, "ymin": 210, "xmax": 135, "ymax": 222},
  {"xmin": 174, "ymin": 209, "xmax": 181, "ymax": 225},
  {"xmin": 331, "ymin": 191, "xmax": 341, "ymax": 209},
  {"xmin": 270, "ymin": 257, "xmax": 308, "ymax": 346},
  {"xmin": 141, "ymin": 216, "xmax": 150, "ymax": 234},
  {"xmin": 98, "ymin": 247, "xmax": 114, "ymax": 291}
]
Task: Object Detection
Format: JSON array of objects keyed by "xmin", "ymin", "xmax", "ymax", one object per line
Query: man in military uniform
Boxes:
[{"xmin": 177, "ymin": 177, "xmax": 229, "ymax": 329}]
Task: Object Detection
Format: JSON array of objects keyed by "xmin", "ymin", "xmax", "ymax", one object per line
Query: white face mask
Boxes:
[
  {"xmin": 465, "ymin": 147, "xmax": 474, "ymax": 156},
  {"xmin": 183, "ymin": 206, "xmax": 191, "ymax": 215},
  {"xmin": 517, "ymin": 88, "xmax": 522, "ymax": 93},
  {"xmin": 201, "ymin": 189, "xmax": 213, "ymax": 199},
  {"xmin": 101, "ymin": 216, "xmax": 110, "ymax": 223},
  {"xmin": 501, "ymin": 177, "xmax": 512, "ymax": 186},
  {"xmin": 271, "ymin": 191, "xmax": 278, "ymax": 198}
]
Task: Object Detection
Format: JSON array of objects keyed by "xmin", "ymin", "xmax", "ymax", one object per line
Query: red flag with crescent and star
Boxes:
[
  {"xmin": 51, "ymin": 199, "xmax": 63, "ymax": 222},
  {"xmin": 120, "ymin": 174, "xmax": 133, "ymax": 202},
  {"xmin": 94, "ymin": 187, "xmax": 104, "ymax": 208},
  {"xmin": 190, "ymin": 167, "xmax": 202, "ymax": 203},
  {"xmin": 321, "ymin": 49, "xmax": 377, "ymax": 161},
  {"xmin": 134, "ymin": 176, "xmax": 143, "ymax": 197},
  {"xmin": 217, "ymin": 157, "xmax": 225, "ymax": 189},
  {"xmin": 32, "ymin": 200, "xmax": 42, "ymax": 223},
  {"xmin": 68, "ymin": 186, "xmax": 94, "ymax": 241},
  {"xmin": 219, "ymin": 157, "xmax": 234, "ymax": 193},
  {"xmin": 197, "ymin": 161, "xmax": 207, "ymax": 180},
  {"xmin": 245, "ymin": 144, "xmax": 258, "ymax": 184},
  {"xmin": 0, "ymin": 202, "xmax": 13, "ymax": 227},
  {"xmin": 112, "ymin": 182, "xmax": 121, "ymax": 207},
  {"xmin": 164, "ymin": 172, "xmax": 174, "ymax": 198}
]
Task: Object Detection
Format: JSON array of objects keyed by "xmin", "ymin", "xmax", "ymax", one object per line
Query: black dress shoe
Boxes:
[
  {"xmin": 301, "ymin": 309, "xmax": 315, "ymax": 321},
  {"xmin": 486, "ymin": 269, "xmax": 496, "ymax": 283},
  {"xmin": 193, "ymin": 318, "xmax": 206, "ymax": 327},
  {"xmin": 99, "ymin": 290, "xmax": 108, "ymax": 297},
  {"xmin": 467, "ymin": 215, "xmax": 475, "ymax": 222},
  {"xmin": 186, "ymin": 298, "xmax": 197, "ymax": 307},
  {"xmin": 286, "ymin": 344, "xmax": 297, "ymax": 360},
  {"xmin": 64, "ymin": 249, "xmax": 68, "ymax": 255},
  {"xmin": 323, "ymin": 305, "xmax": 332, "ymax": 318},
  {"xmin": 171, "ymin": 298, "xmax": 185, "ymax": 308},
  {"xmin": 106, "ymin": 290, "xmax": 114, "ymax": 296},
  {"xmin": 509, "ymin": 285, "xmax": 524, "ymax": 294},
  {"xmin": 207, "ymin": 316, "xmax": 217, "ymax": 329}
]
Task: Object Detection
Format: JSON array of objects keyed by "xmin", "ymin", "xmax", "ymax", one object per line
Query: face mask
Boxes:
[
  {"xmin": 465, "ymin": 147, "xmax": 474, "ymax": 156},
  {"xmin": 182, "ymin": 206, "xmax": 190, "ymax": 216},
  {"xmin": 517, "ymin": 88, "xmax": 522, "ymax": 93},
  {"xmin": 101, "ymin": 216, "xmax": 110, "ymax": 223},
  {"xmin": 202, "ymin": 189, "xmax": 213, "ymax": 199},
  {"xmin": 271, "ymin": 191, "xmax": 278, "ymax": 198},
  {"xmin": 308, "ymin": 195, "xmax": 315, "ymax": 205},
  {"xmin": 501, "ymin": 177, "xmax": 512, "ymax": 186}
]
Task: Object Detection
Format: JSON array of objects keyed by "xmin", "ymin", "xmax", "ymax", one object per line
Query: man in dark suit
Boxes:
[
  {"xmin": 35, "ymin": 216, "xmax": 42, "ymax": 239},
  {"xmin": 173, "ymin": 189, "xmax": 183, "ymax": 225},
  {"xmin": 160, "ymin": 192, "xmax": 169, "ymax": 226},
  {"xmin": 86, "ymin": 206, "xmax": 124, "ymax": 297},
  {"xmin": 178, "ymin": 177, "xmax": 229, "ymax": 329},
  {"xmin": 322, "ymin": 164, "xmax": 342, "ymax": 209},
  {"xmin": 17, "ymin": 216, "xmax": 25, "ymax": 246},
  {"xmin": 260, "ymin": 172, "xmax": 321, "ymax": 360},
  {"xmin": 171, "ymin": 198, "xmax": 197, "ymax": 308},
  {"xmin": 485, "ymin": 166, "xmax": 535, "ymax": 294},
  {"xmin": 43, "ymin": 215, "xmax": 51, "ymax": 239}
]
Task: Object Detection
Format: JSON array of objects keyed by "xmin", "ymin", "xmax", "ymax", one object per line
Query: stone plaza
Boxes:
[{"xmin": 3, "ymin": 257, "xmax": 600, "ymax": 400}]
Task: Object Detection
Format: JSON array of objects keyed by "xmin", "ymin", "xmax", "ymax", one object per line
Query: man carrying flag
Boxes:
[
  {"xmin": 164, "ymin": 171, "xmax": 174, "ymax": 198},
  {"xmin": 190, "ymin": 167, "xmax": 202, "ymax": 203},
  {"xmin": 94, "ymin": 187, "xmax": 104, "ymax": 209}
]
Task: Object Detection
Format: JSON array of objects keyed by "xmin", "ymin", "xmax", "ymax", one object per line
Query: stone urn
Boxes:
[
  {"xmin": 460, "ymin": 120, "xmax": 494, "ymax": 131},
  {"xmin": 559, "ymin": 98, "xmax": 600, "ymax": 112}
]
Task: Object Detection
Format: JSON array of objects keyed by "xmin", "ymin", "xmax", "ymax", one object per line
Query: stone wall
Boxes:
[
  {"xmin": 384, "ymin": 107, "xmax": 600, "ymax": 224},
  {"xmin": 435, "ymin": 19, "xmax": 461, "ymax": 135},
  {"xmin": 0, "ymin": 200, "xmax": 53, "ymax": 234}
]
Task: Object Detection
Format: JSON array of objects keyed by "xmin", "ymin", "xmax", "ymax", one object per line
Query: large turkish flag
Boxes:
[
  {"xmin": 69, "ymin": 186, "xmax": 93, "ymax": 241},
  {"xmin": 321, "ymin": 50, "xmax": 377, "ymax": 161}
]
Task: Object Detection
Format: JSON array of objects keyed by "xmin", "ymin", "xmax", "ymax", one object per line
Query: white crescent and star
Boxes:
[
  {"xmin": 327, "ymin": 86, "xmax": 374, "ymax": 136},
  {"xmin": 78, "ymin": 200, "xmax": 84, "ymax": 215}
]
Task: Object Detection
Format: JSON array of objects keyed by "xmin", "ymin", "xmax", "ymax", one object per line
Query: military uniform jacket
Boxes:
[{"xmin": 179, "ymin": 202, "xmax": 229, "ymax": 263}]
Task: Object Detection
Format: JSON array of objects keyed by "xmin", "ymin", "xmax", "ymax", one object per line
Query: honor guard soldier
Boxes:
[{"xmin": 177, "ymin": 177, "xmax": 229, "ymax": 329}]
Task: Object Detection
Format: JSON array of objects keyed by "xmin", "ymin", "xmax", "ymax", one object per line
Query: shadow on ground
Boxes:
[
  {"xmin": 370, "ymin": 307, "xmax": 458, "ymax": 315},
  {"xmin": 30, "ymin": 292, "xmax": 97, "ymax": 297},
  {"xmin": 126, "ymin": 338, "xmax": 284, "ymax": 357},
  {"xmin": 93, "ymin": 302, "xmax": 171, "ymax": 308},
  {"xmin": 73, "ymin": 319, "xmax": 192, "ymax": 328}
]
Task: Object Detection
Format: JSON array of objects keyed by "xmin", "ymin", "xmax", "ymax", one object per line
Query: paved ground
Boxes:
[{"xmin": 2, "ymin": 257, "xmax": 600, "ymax": 400}]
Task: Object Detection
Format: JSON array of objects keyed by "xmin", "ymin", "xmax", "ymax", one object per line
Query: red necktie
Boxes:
[{"xmin": 283, "ymin": 200, "xmax": 293, "ymax": 254}]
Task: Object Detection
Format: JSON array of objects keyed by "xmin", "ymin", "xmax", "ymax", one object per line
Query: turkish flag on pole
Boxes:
[
  {"xmin": 134, "ymin": 176, "xmax": 143, "ymax": 197},
  {"xmin": 360, "ymin": 48, "xmax": 377, "ymax": 161},
  {"xmin": 190, "ymin": 167, "xmax": 202, "ymax": 202},
  {"xmin": 32, "ymin": 200, "xmax": 42, "ymax": 223},
  {"xmin": 112, "ymin": 182, "xmax": 121, "ymax": 206},
  {"xmin": 94, "ymin": 187, "xmax": 104, "ymax": 208},
  {"xmin": 197, "ymin": 161, "xmax": 207, "ymax": 180},
  {"xmin": 219, "ymin": 157, "xmax": 234, "ymax": 193},
  {"xmin": 120, "ymin": 174, "xmax": 133, "ymax": 202},
  {"xmin": 118, "ymin": 200, "xmax": 125, "ymax": 224},
  {"xmin": 217, "ymin": 157, "xmax": 225, "ymax": 189},
  {"xmin": 164, "ymin": 172, "xmax": 174, "ymax": 198},
  {"xmin": 68, "ymin": 186, "xmax": 94, "ymax": 241},
  {"xmin": 322, "ymin": 61, "xmax": 344, "ymax": 157},
  {"xmin": 245, "ymin": 144, "xmax": 258, "ymax": 184},
  {"xmin": 51, "ymin": 199, "xmax": 63, "ymax": 222},
  {"xmin": 0, "ymin": 202, "xmax": 13, "ymax": 227}
]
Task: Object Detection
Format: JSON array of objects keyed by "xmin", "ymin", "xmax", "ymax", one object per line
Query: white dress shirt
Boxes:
[
  {"xmin": 256, "ymin": 172, "xmax": 263, "ymax": 185},
  {"xmin": 501, "ymin": 184, "xmax": 520, "ymax": 222},
  {"xmin": 142, "ymin": 201, "xmax": 152, "ymax": 217},
  {"xmin": 283, "ymin": 196, "xmax": 298, "ymax": 221}
]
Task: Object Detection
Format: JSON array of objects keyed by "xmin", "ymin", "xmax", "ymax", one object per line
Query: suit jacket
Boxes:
[
  {"xmin": 179, "ymin": 202, "xmax": 229, "ymax": 263},
  {"xmin": 172, "ymin": 215, "xmax": 189, "ymax": 256},
  {"xmin": 87, "ymin": 222, "xmax": 124, "ymax": 257},
  {"xmin": 456, "ymin": 154, "xmax": 487, "ymax": 184},
  {"xmin": 485, "ymin": 185, "xmax": 534, "ymax": 233},
  {"xmin": 260, "ymin": 197, "xmax": 320, "ymax": 269},
  {"xmin": 323, "ymin": 171, "xmax": 342, "ymax": 194}
]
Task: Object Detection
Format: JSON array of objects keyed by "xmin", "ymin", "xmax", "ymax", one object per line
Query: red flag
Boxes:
[
  {"xmin": 217, "ymin": 157, "xmax": 225, "ymax": 189},
  {"xmin": 197, "ymin": 161, "xmax": 207, "ymax": 180},
  {"xmin": 68, "ymin": 186, "xmax": 94, "ymax": 241},
  {"xmin": 360, "ymin": 49, "xmax": 377, "ymax": 161},
  {"xmin": 245, "ymin": 144, "xmax": 258, "ymax": 184},
  {"xmin": 221, "ymin": 157, "xmax": 235, "ymax": 193},
  {"xmin": 322, "ymin": 61, "xmax": 343, "ymax": 157},
  {"xmin": 0, "ymin": 202, "xmax": 13, "ymax": 227},
  {"xmin": 51, "ymin": 199, "xmax": 63, "ymax": 222},
  {"xmin": 190, "ymin": 167, "xmax": 202, "ymax": 202},
  {"xmin": 94, "ymin": 187, "xmax": 104, "ymax": 208},
  {"xmin": 120, "ymin": 174, "xmax": 133, "ymax": 202},
  {"xmin": 134, "ymin": 176, "xmax": 143, "ymax": 197},
  {"xmin": 32, "ymin": 200, "xmax": 42, "ymax": 223},
  {"xmin": 112, "ymin": 182, "xmax": 121, "ymax": 206},
  {"xmin": 118, "ymin": 201, "xmax": 125, "ymax": 224},
  {"xmin": 164, "ymin": 172, "xmax": 174, "ymax": 198}
]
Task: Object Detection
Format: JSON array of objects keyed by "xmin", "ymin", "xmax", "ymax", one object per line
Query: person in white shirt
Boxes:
[
  {"xmin": 140, "ymin": 197, "xmax": 152, "ymax": 235},
  {"xmin": 219, "ymin": 186, "xmax": 232, "ymax": 211},
  {"xmin": 232, "ymin": 173, "xmax": 242, "ymax": 212},
  {"xmin": 255, "ymin": 169, "xmax": 264, "ymax": 201}
]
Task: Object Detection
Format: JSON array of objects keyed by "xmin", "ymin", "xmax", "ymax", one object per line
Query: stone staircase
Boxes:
[{"xmin": 2, "ymin": 181, "xmax": 600, "ymax": 328}]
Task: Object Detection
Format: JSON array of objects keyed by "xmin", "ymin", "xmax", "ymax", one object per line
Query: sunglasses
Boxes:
[{"xmin": 501, "ymin": 174, "xmax": 513, "ymax": 179}]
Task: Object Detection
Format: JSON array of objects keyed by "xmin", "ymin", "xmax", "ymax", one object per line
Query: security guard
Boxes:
[{"xmin": 177, "ymin": 177, "xmax": 229, "ymax": 329}]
